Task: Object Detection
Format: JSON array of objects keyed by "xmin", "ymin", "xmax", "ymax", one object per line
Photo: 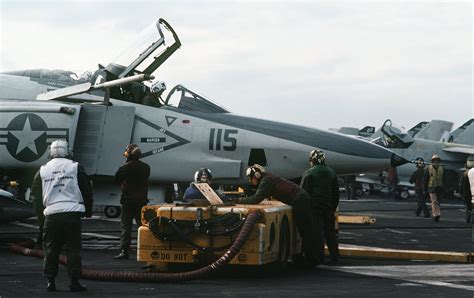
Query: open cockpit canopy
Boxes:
[
  {"xmin": 371, "ymin": 119, "xmax": 414, "ymax": 149},
  {"xmin": 105, "ymin": 18, "xmax": 181, "ymax": 78}
]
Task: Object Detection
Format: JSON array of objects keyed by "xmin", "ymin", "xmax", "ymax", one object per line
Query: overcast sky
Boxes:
[{"xmin": 1, "ymin": 1, "xmax": 472, "ymax": 132}]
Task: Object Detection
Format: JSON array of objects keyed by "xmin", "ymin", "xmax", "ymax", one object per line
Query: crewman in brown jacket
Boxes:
[{"xmin": 114, "ymin": 144, "xmax": 150, "ymax": 259}]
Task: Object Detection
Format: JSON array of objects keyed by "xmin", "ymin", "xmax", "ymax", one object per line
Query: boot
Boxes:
[
  {"xmin": 415, "ymin": 208, "xmax": 420, "ymax": 217},
  {"xmin": 114, "ymin": 250, "xmax": 129, "ymax": 260},
  {"xmin": 70, "ymin": 278, "xmax": 87, "ymax": 292},
  {"xmin": 46, "ymin": 278, "xmax": 56, "ymax": 292},
  {"xmin": 328, "ymin": 257, "xmax": 339, "ymax": 266},
  {"xmin": 434, "ymin": 215, "xmax": 440, "ymax": 222}
]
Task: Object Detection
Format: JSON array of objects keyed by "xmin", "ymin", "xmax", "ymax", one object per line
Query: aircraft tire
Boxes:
[
  {"xmin": 399, "ymin": 190, "xmax": 409, "ymax": 200},
  {"xmin": 275, "ymin": 216, "xmax": 290, "ymax": 270},
  {"xmin": 104, "ymin": 206, "xmax": 121, "ymax": 218}
]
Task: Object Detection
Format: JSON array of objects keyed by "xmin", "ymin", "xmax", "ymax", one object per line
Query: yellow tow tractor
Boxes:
[{"xmin": 137, "ymin": 184, "xmax": 303, "ymax": 271}]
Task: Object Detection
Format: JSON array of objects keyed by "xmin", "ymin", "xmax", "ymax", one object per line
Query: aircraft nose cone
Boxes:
[{"xmin": 391, "ymin": 153, "xmax": 409, "ymax": 167}]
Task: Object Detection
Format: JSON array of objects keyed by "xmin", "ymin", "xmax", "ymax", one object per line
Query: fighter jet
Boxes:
[
  {"xmin": 334, "ymin": 126, "xmax": 375, "ymax": 139},
  {"xmin": 372, "ymin": 119, "xmax": 474, "ymax": 197},
  {"xmin": 412, "ymin": 120, "xmax": 453, "ymax": 142},
  {"xmin": 448, "ymin": 119, "xmax": 474, "ymax": 145},
  {"xmin": 0, "ymin": 18, "xmax": 407, "ymax": 217},
  {"xmin": 0, "ymin": 189, "xmax": 35, "ymax": 224}
]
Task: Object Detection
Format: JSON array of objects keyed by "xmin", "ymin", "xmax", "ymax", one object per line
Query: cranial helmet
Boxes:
[
  {"xmin": 151, "ymin": 81, "xmax": 167, "ymax": 93},
  {"xmin": 246, "ymin": 164, "xmax": 266, "ymax": 180},
  {"xmin": 431, "ymin": 154, "xmax": 441, "ymax": 162},
  {"xmin": 50, "ymin": 140, "xmax": 70, "ymax": 158},
  {"xmin": 194, "ymin": 168, "xmax": 213, "ymax": 183},
  {"xmin": 466, "ymin": 156, "xmax": 474, "ymax": 169},
  {"xmin": 309, "ymin": 149, "xmax": 326, "ymax": 164},
  {"xmin": 123, "ymin": 144, "xmax": 141, "ymax": 160},
  {"xmin": 414, "ymin": 157, "xmax": 425, "ymax": 168}
]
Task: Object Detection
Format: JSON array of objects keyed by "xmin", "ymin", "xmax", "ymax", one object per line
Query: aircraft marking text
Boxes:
[
  {"xmin": 141, "ymin": 137, "xmax": 167, "ymax": 143},
  {"xmin": 209, "ymin": 128, "xmax": 238, "ymax": 151},
  {"xmin": 135, "ymin": 116, "xmax": 190, "ymax": 158}
]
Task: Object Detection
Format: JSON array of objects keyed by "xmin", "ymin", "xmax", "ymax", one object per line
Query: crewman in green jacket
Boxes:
[
  {"xmin": 236, "ymin": 164, "xmax": 318, "ymax": 267},
  {"xmin": 300, "ymin": 149, "xmax": 340, "ymax": 265}
]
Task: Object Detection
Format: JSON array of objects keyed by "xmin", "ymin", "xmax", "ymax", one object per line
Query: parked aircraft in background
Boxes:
[
  {"xmin": 0, "ymin": 181, "xmax": 35, "ymax": 224},
  {"xmin": 370, "ymin": 119, "xmax": 474, "ymax": 198},
  {"xmin": 331, "ymin": 125, "xmax": 375, "ymax": 139},
  {"xmin": 413, "ymin": 120, "xmax": 453, "ymax": 142},
  {"xmin": 0, "ymin": 18, "xmax": 407, "ymax": 218},
  {"xmin": 448, "ymin": 119, "xmax": 474, "ymax": 145},
  {"xmin": 407, "ymin": 121, "xmax": 429, "ymax": 137}
]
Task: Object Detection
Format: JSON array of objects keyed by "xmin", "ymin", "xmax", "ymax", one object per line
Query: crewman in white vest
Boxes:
[
  {"xmin": 423, "ymin": 155, "xmax": 446, "ymax": 222},
  {"xmin": 31, "ymin": 140, "xmax": 93, "ymax": 292},
  {"xmin": 469, "ymin": 165, "xmax": 474, "ymax": 223},
  {"xmin": 461, "ymin": 156, "xmax": 474, "ymax": 223}
]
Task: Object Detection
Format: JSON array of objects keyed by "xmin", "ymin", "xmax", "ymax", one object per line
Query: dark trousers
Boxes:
[
  {"xmin": 292, "ymin": 191, "xmax": 316, "ymax": 263},
  {"xmin": 415, "ymin": 190, "xmax": 430, "ymax": 217},
  {"xmin": 346, "ymin": 182, "xmax": 356, "ymax": 200},
  {"xmin": 120, "ymin": 203, "xmax": 144, "ymax": 253},
  {"xmin": 313, "ymin": 206, "xmax": 339, "ymax": 263},
  {"xmin": 43, "ymin": 212, "xmax": 82, "ymax": 280},
  {"xmin": 464, "ymin": 196, "xmax": 472, "ymax": 222}
]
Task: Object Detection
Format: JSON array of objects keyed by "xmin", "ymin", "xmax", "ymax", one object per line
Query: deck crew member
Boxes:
[
  {"xmin": 300, "ymin": 149, "xmax": 340, "ymax": 265},
  {"xmin": 114, "ymin": 144, "xmax": 150, "ymax": 260},
  {"xmin": 235, "ymin": 164, "xmax": 318, "ymax": 267},
  {"xmin": 31, "ymin": 140, "xmax": 92, "ymax": 292},
  {"xmin": 183, "ymin": 168, "xmax": 213, "ymax": 201},
  {"xmin": 423, "ymin": 155, "xmax": 446, "ymax": 222},
  {"xmin": 410, "ymin": 158, "xmax": 430, "ymax": 218},
  {"xmin": 460, "ymin": 157, "xmax": 474, "ymax": 223},
  {"xmin": 468, "ymin": 161, "xmax": 474, "ymax": 223}
]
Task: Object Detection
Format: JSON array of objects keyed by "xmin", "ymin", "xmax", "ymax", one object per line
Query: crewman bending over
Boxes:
[{"xmin": 235, "ymin": 164, "xmax": 318, "ymax": 267}]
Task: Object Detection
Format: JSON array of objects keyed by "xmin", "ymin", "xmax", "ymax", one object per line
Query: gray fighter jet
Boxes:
[
  {"xmin": 448, "ymin": 119, "xmax": 474, "ymax": 145},
  {"xmin": 0, "ymin": 18, "xmax": 407, "ymax": 217},
  {"xmin": 0, "ymin": 189, "xmax": 35, "ymax": 224},
  {"xmin": 372, "ymin": 119, "xmax": 474, "ymax": 197},
  {"xmin": 412, "ymin": 120, "xmax": 453, "ymax": 142}
]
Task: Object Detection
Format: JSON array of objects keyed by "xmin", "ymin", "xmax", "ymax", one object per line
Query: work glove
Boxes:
[{"xmin": 83, "ymin": 204, "xmax": 93, "ymax": 218}]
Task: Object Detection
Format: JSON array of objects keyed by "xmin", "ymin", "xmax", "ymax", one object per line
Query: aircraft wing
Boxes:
[{"xmin": 442, "ymin": 144, "xmax": 474, "ymax": 155}]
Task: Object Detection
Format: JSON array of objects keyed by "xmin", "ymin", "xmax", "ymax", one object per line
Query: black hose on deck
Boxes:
[{"xmin": 10, "ymin": 210, "xmax": 262, "ymax": 283}]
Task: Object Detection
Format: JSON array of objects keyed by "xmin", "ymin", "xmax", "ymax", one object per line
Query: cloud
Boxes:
[{"xmin": 0, "ymin": 1, "xmax": 472, "ymax": 130}]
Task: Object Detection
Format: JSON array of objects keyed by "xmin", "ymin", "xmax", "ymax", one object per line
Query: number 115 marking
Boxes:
[{"xmin": 209, "ymin": 129, "xmax": 238, "ymax": 151}]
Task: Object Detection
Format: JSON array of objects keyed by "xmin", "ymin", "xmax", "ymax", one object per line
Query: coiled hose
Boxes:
[{"xmin": 10, "ymin": 210, "xmax": 262, "ymax": 283}]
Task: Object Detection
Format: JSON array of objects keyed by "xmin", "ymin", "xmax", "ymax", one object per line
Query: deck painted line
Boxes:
[
  {"xmin": 332, "ymin": 245, "xmax": 473, "ymax": 263},
  {"xmin": 325, "ymin": 264, "xmax": 474, "ymax": 292},
  {"xmin": 13, "ymin": 222, "xmax": 119, "ymax": 240}
]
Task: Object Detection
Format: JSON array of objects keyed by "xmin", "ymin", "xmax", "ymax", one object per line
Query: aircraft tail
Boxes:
[
  {"xmin": 453, "ymin": 124, "xmax": 474, "ymax": 145},
  {"xmin": 415, "ymin": 120, "xmax": 453, "ymax": 141},
  {"xmin": 358, "ymin": 126, "xmax": 375, "ymax": 138},
  {"xmin": 408, "ymin": 121, "xmax": 428, "ymax": 137}
]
